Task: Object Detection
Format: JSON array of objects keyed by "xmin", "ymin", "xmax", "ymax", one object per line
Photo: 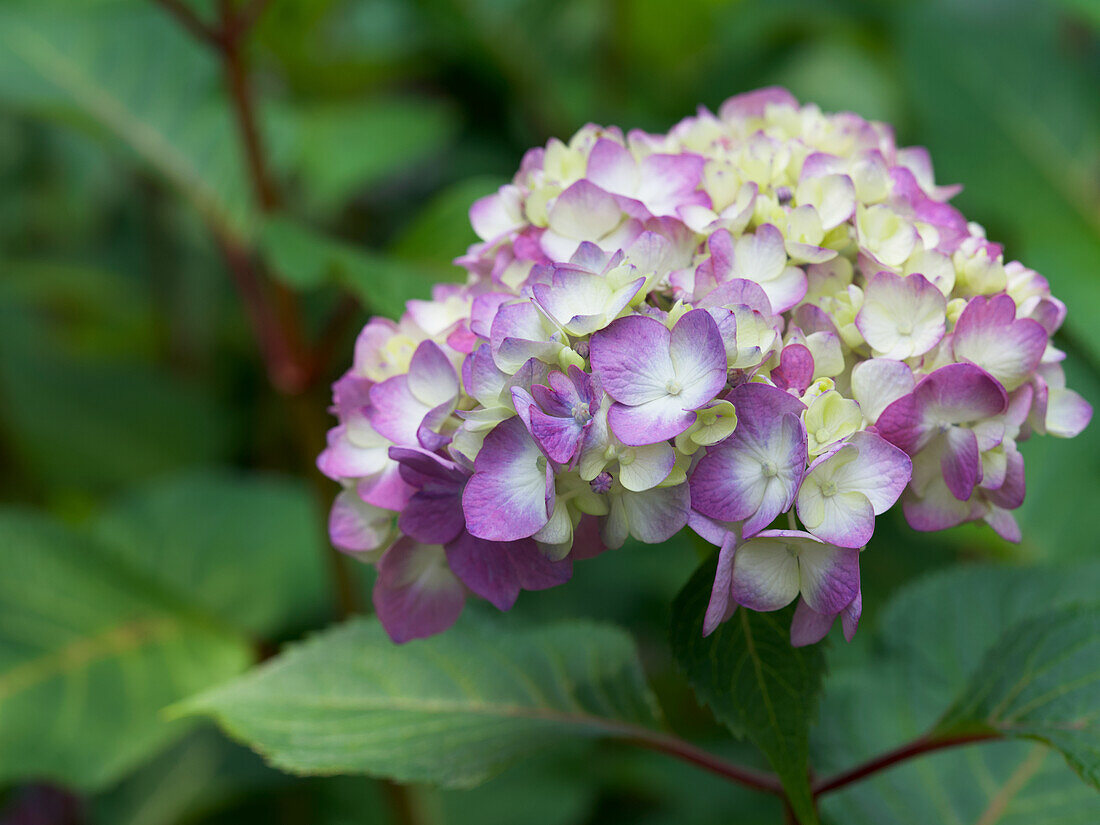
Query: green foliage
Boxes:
[
  {"xmin": 670, "ymin": 558, "xmax": 825, "ymax": 824},
  {"xmin": 0, "ymin": 265, "xmax": 232, "ymax": 491},
  {"xmin": 293, "ymin": 98, "xmax": 460, "ymax": 215},
  {"xmin": 93, "ymin": 472, "xmax": 329, "ymax": 638},
  {"xmin": 814, "ymin": 564, "xmax": 1100, "ymax": 823},
  {"xmin": 258, "ymin": 216, "xmax": 447, "ymax": 317},
  {"xmin": 179, "ymin": 615, "xmax": 662, "ymax": 787},
  {"xmin": 0, "ymin": 472, "xmax": 331, "ymax": 792},
  {"xmin": 0, "ymin": 508, "xmax": 252, "ymax": 790},
  {"xmin": 934, "ymin": 605, "xmax": 1100, "ymax": 788},
  {"xmin": 0, "ymin": 0, "xmax": 1096, "ymax": 820},
  {"xmin": 0, "ymin": 1, "xmax": 256, "ymax": 236},
  {"xmin": 893, "ymin": 0, "xmax": 1100, "ymax": 362}
]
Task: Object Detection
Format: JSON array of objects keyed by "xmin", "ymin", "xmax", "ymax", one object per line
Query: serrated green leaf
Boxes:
[
  {"xmin": 814, "ymin": 563, "xmax": 1100, "ymax": 824},
  {"xmin": 259, "ymin": 215, "xmax": 453, "ymax": 318},
  {"xmin": 670, "ymin": 558, "xmax": 824, "ymax": 824},
  {"xmin": 93, "ymin": 471, "xmax": 329, "ymax": 638},
  {"xmin": 933, "ymin": 605, "xmax": 1100, "ymax": 788},
  {"xmin": 179, "ymin": 615, "xmax": 663, "ymax": 788},
  {"xmin": 0, "ymin": 508, "xmax": 253, "ymax": 790}
]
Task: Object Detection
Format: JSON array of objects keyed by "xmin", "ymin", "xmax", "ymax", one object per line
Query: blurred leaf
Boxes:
[
  {"xmin": 179, "ymin": 615, "xmax": 662, "ymax": 788},
  {"xmin": 0, "ymin": 508, "xmax": 252, "ymax": 790},
  {"xmin": 894, "ymin": 0, "xmax": 1100, "ymax": 362},
  {"xmin": 293, "ymin": 98, "xmax": 459, "ymax": 213},
  {"xmin": 0, "ymin": 259, "xmax": 156, "ymax": 358},
  {"xmin": 259, "ymin": 215, "xmax": 451, "ymax": 317},
  {"xmin": 814, "ymin": 562, "xmax": 1100, "ymax": 823},
  {"xmin": 0, "ymin": 273, "xmax": 230, "ymax": 491},
  {"xmin": 933, "ymin": 605, "xmax": 1100, "ymax": 788},
  {"xmin": 1013, "ymin": 356, "xmax": 1100, "ymax": 561},
  {"xmin": 670, "ymin": 559, "xmax": 824, "ymax": 825},
  {"xmin": 1057, "ymin": 0, "xmax": 1100, "ymax": 28},
  {"xmin": 0, "ymin": 1, "xmax": 256, "ymax": 237},
  {"xmin": 774, "ymin": 39, "xmax": 900, "ymax": 124},
  {"xmin": 90, "ymin": 728, "xmax": 288, "ymax": 825},
  {"xmin": 430, "ymin": 754, "xmax": 595, "ymax": 825},
  {"xmin": 390, "ymin": 175, "xmax": 508, "ymax": 273},
  {"xmin": 93, "ymin": 471, "xmax": 329, "ymax": 639}
]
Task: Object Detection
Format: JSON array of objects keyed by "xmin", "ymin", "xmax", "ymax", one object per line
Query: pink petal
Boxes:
[
  {"xmin": 545, "ymin": 180, "xmax": 624, "ymax": 242},
  {"xmin": 586, "ymin": 138, "xmax": 639, "ymax": 196},
  {"xmin": 368, "ymin": 376, "xmax": 428, "ymax": 446},
  {"xmin": 719, "ymin": 86, "xmax": 799, "ymax": 119},
  {"xmin": 609, "ymin": 395, "xmax": 697, "ymax": 446},
  {"xmin": 796, "ymin": 541, "xmax": 860, "ymax": 615},
  {"xmin": 952, "ymin": 295, "xmax": 1047, "ymax": 391},
  {"xmin": 834, "ymin": 431, "xmax": 912, "ymax": 513},
  {"xmin": 941, "ymin": 426, "xmax": 981, "ymax": 501}
]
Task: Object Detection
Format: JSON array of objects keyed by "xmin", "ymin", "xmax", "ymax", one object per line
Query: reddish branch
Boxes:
[
  {"xmin": 812, "ymin": 731, "xmax": 1000, "ymax": 796},
  {"xmin": 622, "ymin": 729, "xmax": 784, "ymax": 795},
  {"xmin": 150, "ymin": 0, "xmax": 222, "ymax": 47}
]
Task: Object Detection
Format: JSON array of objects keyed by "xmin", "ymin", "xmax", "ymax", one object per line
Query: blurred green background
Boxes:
[{"xmin": 0, "ymin": 0, "xmax": 1096, "ymax": 823}]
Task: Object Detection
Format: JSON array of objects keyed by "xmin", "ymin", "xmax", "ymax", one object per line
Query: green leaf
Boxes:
[
  {"xmin": 0, "ymin": 508, "xmax": 252, "ymax": 790},
  {"xmin": 0, "ymin": 273, "xmax": 231, "ymax": 490},
  {"xmin": 0, "ymin": 2, "xmax": 257, "ymax": 237},
  {"xmin": 814, "ymin": 563, "xmax": 1100, "ymax": 824},
  {"xmin": 89, "ymin": 728, "xmax": 289, "ymax": 825},
  {"xmin": 894, "ymin": 1, "xmax": 1100, "ymax": 363},
  {"xmin": 259, "ymin": 215, "xmax": 452, "ymax": 318},
  {"xmin": 93, "ymin": 471, "xmax": 329, "ymax": 639},
  {"xmin": 294, "ymin": 98, "xmax": 459, "ymax": 213},
  {"xmin": 934, "ymin": 605, "xmax": 1100, "ymax": 788},
  {"xmin": 390, "ymin": 174, "xmax": 509, "ymax": 273},
  {"xmin": 179, "ymin": 615, "xmax": 662, "ymax": 788},
  {"xmin": 670, "ymin": 559, "xmax": 824, "ymax": 824}
]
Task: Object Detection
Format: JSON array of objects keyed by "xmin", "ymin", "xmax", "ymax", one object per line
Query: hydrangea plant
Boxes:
[{"xmin": 319, "ymin": 87, "xmax": 1091, "ymax": 645}]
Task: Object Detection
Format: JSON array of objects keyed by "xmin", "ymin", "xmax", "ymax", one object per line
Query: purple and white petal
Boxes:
[
  {"xmin": 850, "ymin": 359, "xmax": 914, "ymax": 425},
  {"xmin": 731, "ymin": 533, "xmax": 801, "ymax": 612},
  {"xmin": 445, "ymin": 533, "xmax": 572, "ymax": 611},
  {"xmin": 794, "ymin": 539, "xmax": 860, "ymax": 615},
  {"xmin": 952, "ymin": 295, "xmax": 1046, "ymax": 391},
  {"xmin": 620, "ymin": 483, "xmax": 691, "ymax": 543},
  {"xmin": 462, "ymin": 417, "xmax": 553, "ymax": 541},
  {"xmin": 856, "ymin": 271, "xmax": 945, "ymax": 359},
  {"xmin": 373, "ymin": 539, "xmax": 465, "ymax": 643},
  {"xmin": 590, "ymin": 314, "xmax": 677, "ymax": 405},
  {"xmin": 328, "ymin": 490, "xmax": 393, "ymax": 559},
  {"xmin": 704, "ymin": 532, "xmax": 738, "ymax": 636},
  {"xmin": 940, "ymin": 426, "xmax": 982, "ymax": 501}
]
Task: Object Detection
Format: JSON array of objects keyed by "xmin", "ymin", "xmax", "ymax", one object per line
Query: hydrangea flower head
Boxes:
[{"xmin": 319, "ymin": 87, "xmax": 1092, "ymax": 645}]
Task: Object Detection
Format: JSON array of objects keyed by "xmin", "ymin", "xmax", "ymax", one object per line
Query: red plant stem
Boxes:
[
  {"xmin": 216, "ymin": 235, "xmax": 309, "ymax": 394},
  {"xmin": 224, "ymin": 0, "xmax": 273, "ymax": 44},
  {"xmin": 219, "ymin": 0, "xmax": 280, "ymax": 212},
  {"xmin": 150, "ymin": 0, "xmax": 222, "ymax": 47},
  {"xmin": 621, "ymin": 729, "xmax": 784, "ymax": 796},
  {"xmin": 812, "ymin": 732, "xmax": 1000, "ymax": 796}
]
